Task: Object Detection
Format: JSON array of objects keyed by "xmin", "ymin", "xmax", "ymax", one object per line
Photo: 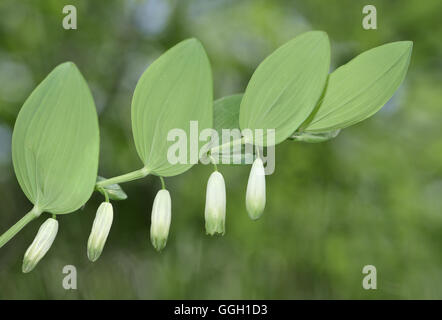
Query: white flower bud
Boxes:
[
  {"xmin": 246, "ymin": 158, "xmax": 266, "ymax": 220},
  {"xmin": 22, "ymin": 217, "xmax": 58, "ymax": 273},
  {"xmin": 150, "ymin": 189, "xmax": 171, "ymax": 251},
  {"xmin": 87, "ymin": 202, "xmax": 113, "ymax": 262},
  {"xmin": 205, "ymin": 171, "xmax": 226, "ymax": 235}
]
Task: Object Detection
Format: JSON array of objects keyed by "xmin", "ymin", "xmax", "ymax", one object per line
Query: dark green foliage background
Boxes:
[{"xmin": 0, "ymin": 0, "xmax": 441, "ymax": 299}]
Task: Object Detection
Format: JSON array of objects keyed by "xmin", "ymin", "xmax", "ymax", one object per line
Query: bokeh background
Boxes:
[{"xmin": 0, "ymin": 0, "xmax": 441, "ymax": 299}]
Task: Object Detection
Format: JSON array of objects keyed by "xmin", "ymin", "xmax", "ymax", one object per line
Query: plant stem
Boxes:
[
  {"xmin": 255, "ymin": 145, "xmax": 261, "ymax": 158},
  {"xmin": 209, "ymin": 155, "xmax": 218, "ymax": 171},
  {"xmin": 0, "ymin": 206, "xmax": 42, "ymax": 249},
  {"xmin": 96, "ymin": 167, "xmax": 150, "ymax": 188},
  {"xmin": 159, "ymin": 176, "xmax": 166, "ymax": 190},
  {"xmin": 104, "ymin": 191, "xmax": 109, "ymax": 203}
]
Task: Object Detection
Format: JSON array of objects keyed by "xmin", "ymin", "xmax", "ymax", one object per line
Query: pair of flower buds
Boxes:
[
  {"xmin": 88, "ymin": 189, "xmax": 171, "ymax": 256},
  {"xmin": 205, "ymin": 157, "xmax": 267, "ymax": 235},
  {"xmin": 87, "ymin": 191, "xmax": 170, "ymax": 258},
  {"xmin": 20, "ymin": 211, "xmax": 110, "ymax": 273},
  {"xmin": 21, "ymin": 158, "xmax": 266, "ymax": 272},
  {"xmin": 20, "ymin": 202, "xmax": 117, "ymax": 272}
]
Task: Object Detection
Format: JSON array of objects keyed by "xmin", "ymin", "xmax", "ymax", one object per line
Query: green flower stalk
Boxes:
[
  {"xmin": 150, "ymin": 189, "xmax": 171, "ymax": 251},
  {"xmin": 87, "ymin": 202, "xmax": 113, "ymax": 262},
  {"xmin": 205, "ymin": 171, "xmax": 226, "ymax": 235},
  {"xmin": 246, "ymin": 158, "xmax": 266, "ymax": 220},
  {"xmin": 22, "ymin": 217, "xmax": 58, "ymax": 273}
]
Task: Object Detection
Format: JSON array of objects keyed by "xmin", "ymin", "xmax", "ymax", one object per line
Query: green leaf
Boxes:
[
  {"xmin": 239, "ymin": 31, "xmax": 330, "ymax": 146},
  {"xmin": 303, "ymin": 41, "xmax": 413, "ymax": 132},
  {"xmin": 96, "ymin": 177, "xmax": 127, "ymax": 201},
  {"xmin": 131, "ymin": 38, "xmax": 213, "ymax": 177},
  {"xmin": 212, "ymin": 94, "xmax": 256, "ymax": 165},
  {"xmin": 289, "ymin": 129, "xmax": 340, "ymax": 143},
  {"xmin": 213, "ymin": 94, "xmax": 242, "ymax": 136},
  {"xmin": 12, "ymin": 62, "xmax": 100, "ymax": 214}
]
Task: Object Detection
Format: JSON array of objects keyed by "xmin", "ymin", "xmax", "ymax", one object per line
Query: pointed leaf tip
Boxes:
[
  {"xmin": 239, "ymin": 31, "xmax": 330, "ymax": 145},
  {"xmin": 303, "ymin": 40, "xmax": 413, "ymax": 132},
  {"xmin": 131, "ymin": 38, "xmax": 213, "ymax": 177}
]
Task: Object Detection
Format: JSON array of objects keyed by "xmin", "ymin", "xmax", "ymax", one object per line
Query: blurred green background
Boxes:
[{"xmin": 0, "ymin": 0, "xmax": 441, "ymax": 299}]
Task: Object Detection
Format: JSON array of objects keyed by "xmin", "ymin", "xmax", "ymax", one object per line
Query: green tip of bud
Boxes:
[
  {"xmin": 87, "ymin": 249, "xmax": 101, "ymax": 262},
  {"xmin": 205, "ymin": 210, "xmax": 225, "ymax": 236},
  {"xmin": 22, "ymin": 259, "xmax": 34, "ymax": 273},
  {"xmin": 151, "ymin": 236, "xmax": 167, "ymax": 252},
  {"xmin": 247, "ymin": 205, "xmax": 264, "ymax": 221}
]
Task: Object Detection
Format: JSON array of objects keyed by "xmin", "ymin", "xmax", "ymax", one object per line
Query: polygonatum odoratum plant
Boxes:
[{"xmin": 0, "ymin": 31, "xmax": 412, "ymax": 272}]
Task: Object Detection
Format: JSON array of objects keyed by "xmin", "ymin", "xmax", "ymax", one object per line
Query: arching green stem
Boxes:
[
  {"xmin": 0, "ymin": 206, "xmax": 42, "ymax": 249},
  {"xmin": 96, "ymin": 167, "xmax": 150, "ymax": 188},
  {"xmin": 209, "ymin": 137, "xmax": 245, "ymax": 155}
]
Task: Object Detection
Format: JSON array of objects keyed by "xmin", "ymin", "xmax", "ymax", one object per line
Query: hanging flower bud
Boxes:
[
  {"xmin": 22, "ymin": 217, "xmax": 58, "ymax": 273},
  {"xmin": 246, "ymin": 158, "xmax": 266, "ymax": 220},
  {"xmin": 150, "ymin": 189, "xmax": 171, "ymax": 251},
  {"xmin": 205, "ymin": 171, "xmax": 226, "ymax": 235},
  {"xmin": 87, "ymin": 202, "xmax": 113, "ymax": 262}
]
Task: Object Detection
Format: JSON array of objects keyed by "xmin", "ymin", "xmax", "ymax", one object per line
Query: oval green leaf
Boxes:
[
  {"xmin": 213, "ymin": 94, "xmax": 243, "ymax": 136},
  {"xmin": 239, "ymin": 31, "xmax": 330, "ymax": 146},
  {"xmin": 212, "ymin": 94, "xmax": 256, "ymax": 165},
  {"xmin": 12, "ymin": 62, "xmax": 100, "ymax": 214},
  {"xmin": 131, "ymin": 39, "xmax": 213, "ymax": 177},
  {"xmin": 303, "ymin": 41, "xmax": 413, "ymax": 132}
]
